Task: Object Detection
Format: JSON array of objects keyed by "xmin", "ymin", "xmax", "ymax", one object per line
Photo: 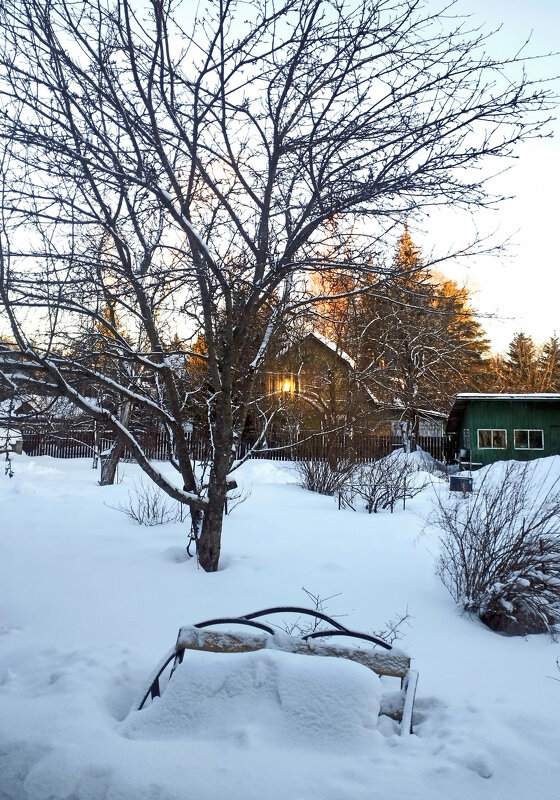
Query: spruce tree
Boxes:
[
  {"xmin": 538, "ymin": 335, "xmax": 560, "ymax": 391},
  {"xmin": 504, "ymin": 332, "xmax": 540, "ymax": 391}
]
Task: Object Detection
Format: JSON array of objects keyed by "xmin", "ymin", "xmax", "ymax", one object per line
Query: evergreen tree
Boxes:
[
  {"xmin": 355, "ymin": 228, "xmax": 490, "ymax": 447},
  {"xmin": 504, "ymin": 332, "xmax": 540, "ymax": 391},
  {"xmin": 304, "ymin": 226, "xmax": 491, "ymax": 446},
  {"xmin": 538, "ymin": 335, "xmax": 560, "ymax": 391}
]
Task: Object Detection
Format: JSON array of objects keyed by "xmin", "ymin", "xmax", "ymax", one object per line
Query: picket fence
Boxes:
[{"xmin": 20, "ymin": 428, "xmax": 451, "ymax": 464}]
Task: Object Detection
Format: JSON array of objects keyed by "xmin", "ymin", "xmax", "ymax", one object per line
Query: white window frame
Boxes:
[
  {"xmin": 513, "ymin": 429, "xmax": 544, "ymax": 450},
  {"xmin": 477, "ymin": 429, "xmax": 507, "ymax": 449}
]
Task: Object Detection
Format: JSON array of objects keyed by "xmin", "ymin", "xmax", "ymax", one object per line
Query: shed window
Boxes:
[
  {"xmin": 478, "ymin": 429, "xmax": 506, "ymax": 449},
  {"xmin": 514, "ymin": 429, "xmax": 544, "ymax": 450}
]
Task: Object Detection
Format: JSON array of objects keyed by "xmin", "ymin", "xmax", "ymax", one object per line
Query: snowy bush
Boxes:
[
  {"xmin": 341, "ymin": 453, "xmax": 428, "ymax": 513},
  {"xmin": 430, "ymin": 462, "xmax": 560, "ymax": 635}
]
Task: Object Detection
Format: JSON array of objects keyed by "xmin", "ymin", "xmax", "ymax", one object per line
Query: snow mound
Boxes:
[
  {"xmin": 386, "ymin": 445, "xmax": 443, "ymax": 473},
  {"xmin": 122, "ymin": 648, "xmax": 382, "ymax": 752},
  {"xmin": 471, "ymin": 454, "xmax": 560, "ymax": 490},
  {"xmin": 230, "ymin": 458, "xmax": 297, "ymax": 484}
]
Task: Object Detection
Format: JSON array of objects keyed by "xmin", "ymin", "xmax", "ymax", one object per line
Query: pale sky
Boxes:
[
  {"xmin": 421, "ymin": 0, "xmax": 560, "ymax": 354},
  {"xmin": 1, "ymin": 0, "xmax": 556, "ymax": 356}
]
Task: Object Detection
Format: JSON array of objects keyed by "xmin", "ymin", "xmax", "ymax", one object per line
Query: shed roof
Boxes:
[{"xmin": 446, "ymin": 393, "xmax": 560, "ymax": 434}]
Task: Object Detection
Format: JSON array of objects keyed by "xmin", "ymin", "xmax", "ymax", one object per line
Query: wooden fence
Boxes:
[
  {"xmin": 20, "ymin": 429, "xmax": 174, "ymax": 461},
  {"xmin": 240, "ymin": 434, "xmax": 450, "ymax": 463},
  {"xmin": 20, "ymin": 428, "xmax": 451, "ymax": 464},
  {"xmin": 21, "ymin": 430, "xmax": 98, "ymax": 459}
]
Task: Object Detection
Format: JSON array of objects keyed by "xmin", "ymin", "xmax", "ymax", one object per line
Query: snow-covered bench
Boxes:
[{"xmin": 135, "ymin": 607, "xmax": 419, "ymax": 735}]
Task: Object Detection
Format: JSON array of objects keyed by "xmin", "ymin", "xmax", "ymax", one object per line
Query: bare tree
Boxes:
[{"xmin": 0, "ymin": 0, "xmax": 554, "ymax": 571}]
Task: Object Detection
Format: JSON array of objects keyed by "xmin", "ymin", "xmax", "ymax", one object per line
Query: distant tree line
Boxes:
[{"xmin": 487, "ymin": 332, "xmax": 560, "ymax": 393}]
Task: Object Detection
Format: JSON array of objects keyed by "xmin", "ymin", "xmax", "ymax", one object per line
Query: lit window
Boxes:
[
  {"xmin": 279, "ymin": 376, "xmax": 295, "ymax": 394},
  {"xmin": 478, "ymin": 429, "xmax": 506, "ymax": 449},
  {"xmin": 514, "ymin": 429, "xmax": 544, "ymax": 450}
]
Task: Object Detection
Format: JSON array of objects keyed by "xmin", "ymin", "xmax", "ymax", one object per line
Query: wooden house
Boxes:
[
  {"xmin": 446, "ymin": 393, "xmax": 560, "ymax": 467},
  {"xmin": 267, "ymin": 332, "xmax": 357, "ymax": 435},
  {"xmin": 268, "ymin": 332, "xmax": 447, "ymax": 442}
]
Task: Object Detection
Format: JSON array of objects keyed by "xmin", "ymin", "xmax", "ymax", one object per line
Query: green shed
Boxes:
[{"xmin": 446, "ymin": 393, "xmax": 560, "ymax": 467}]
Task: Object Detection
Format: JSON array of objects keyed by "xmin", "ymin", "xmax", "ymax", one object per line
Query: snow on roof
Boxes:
[
  {"xmin": 455, "ymin": 393, "xmax": 560, "ymax": 401},
  {"xmin": 377, "ymin": 397, "xmax": 446, "ymax": 419},
  {"xmin": 304, "ymin": 331, "xmax": 356, "ymax": 369},
  {"xmin": 0, "ymin": 397, "xmax": 38, "ymax": 417},
  {"xmin": 277, "ymin": 331, "xmax": 357, "ymax": 370},
  {"xmin": 447, "ymin": 393, "xmax": 560, "ymax": 433}
]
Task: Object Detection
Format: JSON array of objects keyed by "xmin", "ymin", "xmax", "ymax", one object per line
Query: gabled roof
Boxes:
[
  {"xmin": 446, "ymin": 393, "xmax": 560, "ymax": 434},
  {"xmin": 278, "ymin": 331, "xmax": 356, "ymax": 370},
  {"xmin": 307, "ymin": 331, "xmax": 356, "ymax": 370}
]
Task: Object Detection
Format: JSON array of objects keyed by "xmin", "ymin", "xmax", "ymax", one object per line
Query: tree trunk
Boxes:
[
  {"xmin": 400, "ymin": 420, "xmax": 411, "ymax": 454},
  {"xmin": 401, "ymin": 415, "xmax": 417, "ymax": 454},
  {"xmin": 411, "ymin": 414, "xmax": 420, "ymax": 453},
  {"xmin": 99, "ymin": 401, "xmax": 132, "ymax": 486},
  {"xmin": 196, "ymin": 483, "xmax": 227, "ymax": 572},
  {"xmin": 99, "ymin": 439, "xmax": 126, "ymax": 485}
]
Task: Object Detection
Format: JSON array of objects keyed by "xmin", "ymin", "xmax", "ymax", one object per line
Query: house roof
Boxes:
[
  {"xmin": 375, "ymin": 398, "xmax": 447, "ymax": 420},
  {"xmin": 278, "ymin": 331, "xmax": 357, "ymax": 370},
  {"xmin": 307, "ymin": 331, "xmax": 356, "ymax": 370},
  {"xmin": 454, "ymin": 393, "xmax": 560, "ymax": 401},
  {"xmin": 446, "ymin": 393, "xmax": 560, "ymax": 434},
  {"xmin": 0, "ymin": 394, "xmax": 86, "ymax": 422}
]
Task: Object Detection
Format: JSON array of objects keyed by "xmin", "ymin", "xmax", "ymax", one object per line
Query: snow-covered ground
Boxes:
[{"xmin": 1, "ymin": 453, "xmax": 559, "ymax": 799}]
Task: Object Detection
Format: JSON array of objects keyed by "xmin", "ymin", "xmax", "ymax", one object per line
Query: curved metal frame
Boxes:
[
  {"xmin": 194, "ymin": 606, "xmax": 392, "ymax": 649},
  {"xmin": 138, "ymin": 607, "xmax": 392, "ymax": 711}
]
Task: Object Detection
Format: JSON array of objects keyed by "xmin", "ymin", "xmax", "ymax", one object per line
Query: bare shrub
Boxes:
[
  {"xmin": 294, "ymin": 456, "xmax": 356, "ymax": 496},
  {"xmin": 278, "ymin": 588, "xmax": 344, "ymax": 636},
  {"xmin": 276, "ymin": 588, "xmax": 412, "ymax": 646},
  {"xmin": 224, "ymin": 483, "xmax": 251, "ymax": 515},
  {"xmin": 344, "ymin": 455, "xmax": 428, "ymax": 513},
  {"xmin": 430, "ymin": 462, "xmax": 560, "ymax": 636},
  {"xmin": 116, "ymin": 480, "xmax": 185, "ymax": 526},
  {"xmin": 372, "ymin": 608, "xmax": 413, "ymax": 646}
]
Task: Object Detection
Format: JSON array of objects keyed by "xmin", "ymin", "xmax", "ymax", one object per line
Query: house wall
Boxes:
[
  {"xmin": 461, "ymin": 400, "xmax": 560, "ymax": 466},
  {"xmin": 390, "ymin": 417, "xmax": 444, "ymax": 437}
]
